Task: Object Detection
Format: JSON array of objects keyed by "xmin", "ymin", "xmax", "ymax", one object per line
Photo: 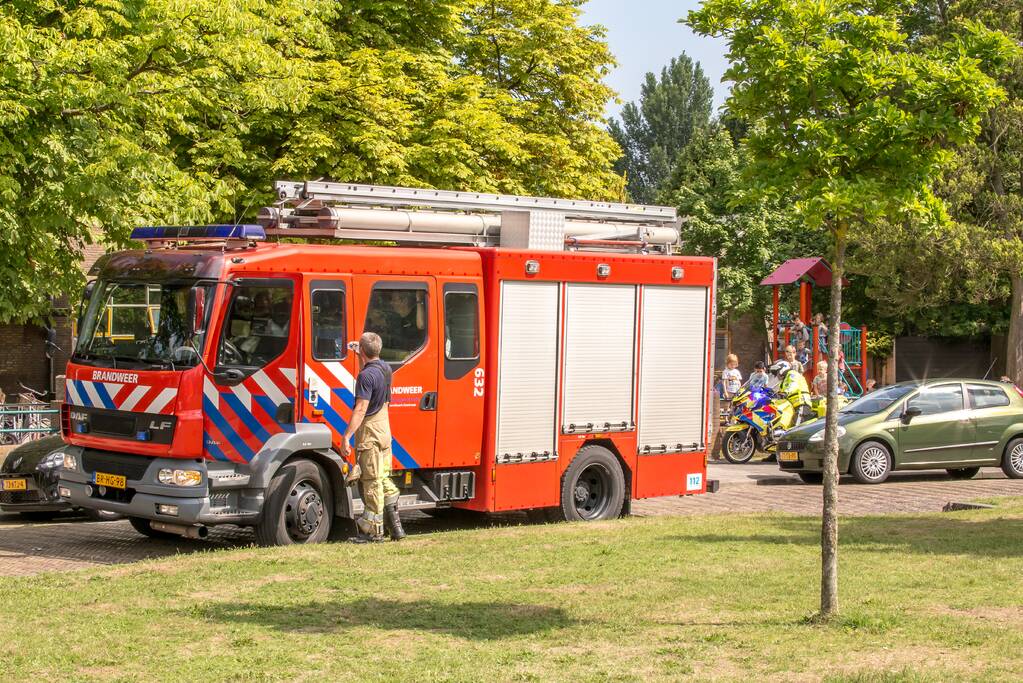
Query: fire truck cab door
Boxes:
[
  {"xmin": 301, "ymin": 276, "xmax": 358, "ymax": 453},
  {"xmin": 203, "ymin": 276, "xmax": 300, "ymax": 463},
  {"xmin": 353, "ymin": 275, "xmax": 438, "ymax": 471}
]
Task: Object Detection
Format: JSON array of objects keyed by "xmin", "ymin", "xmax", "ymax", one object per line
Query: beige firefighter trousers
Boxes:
[{"xmin": 355, "ymin": 407, "xmax": 400, "ymax": 535}]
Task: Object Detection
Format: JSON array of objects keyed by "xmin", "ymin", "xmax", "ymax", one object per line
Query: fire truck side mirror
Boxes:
[
  {"xmin": 190, "ymin": 286, "xmax": 206, "ymax": 336},
  {"xmin": 76, "ymin": 280, "xmax": 96, "ymax": 336}
]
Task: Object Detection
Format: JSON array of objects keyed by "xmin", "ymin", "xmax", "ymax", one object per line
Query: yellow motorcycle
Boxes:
[{"xmin": 722, "ymin": 385, "xmax": 837, "ymax": 463}]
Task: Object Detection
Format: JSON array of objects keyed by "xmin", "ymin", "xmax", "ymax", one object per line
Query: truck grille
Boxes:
[
  {"xmin": 0, "ymin": 490, "xmax": 42, "ymax": 504},
  {"xmin": 82, "ymin": 451, "xmax": 152, "ymax": 481},
  {"xmin": 89, "ymin": 412, "xmax": 136, "ymax": 437}
]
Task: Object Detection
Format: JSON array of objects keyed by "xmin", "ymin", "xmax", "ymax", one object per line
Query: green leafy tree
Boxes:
[
  {"xmin": 0, "ymin": 0, "xmax": 623, "ymax": 323},
  {"xmin": 661, "ymin": 124, "xmax": 803, "ymax": 316},
  {"xmin": 608, "ymin": 53, "xmax": 713, "ymax": 203},
  {"xmin": 688, "ymin": 0, "xmax": 1013, "ymax": 620},
  {"xmin": 897, "ymin": 0, "xmax": 1023, "ymax": 381}
]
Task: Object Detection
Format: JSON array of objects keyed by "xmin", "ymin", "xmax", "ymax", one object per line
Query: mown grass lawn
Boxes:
[{"xmin": 2, "ymin": 501, "xmax": 1023, "ymax": 682}]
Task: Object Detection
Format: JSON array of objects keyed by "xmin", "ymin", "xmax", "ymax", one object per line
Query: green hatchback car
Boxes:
[{"xmin": 777, "ymin": 379, "xmax": 1023, "ymax": 484}]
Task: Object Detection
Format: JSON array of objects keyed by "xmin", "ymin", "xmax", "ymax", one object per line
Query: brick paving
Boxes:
[{"xmin": 1, "ymin": 462, "xmax": 1020, "ymax": 577}]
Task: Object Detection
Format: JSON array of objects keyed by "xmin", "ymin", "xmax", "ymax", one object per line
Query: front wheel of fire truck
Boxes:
[{"xmin": 254, "ymin": 458, "xmax": 334, "ymax": 547}]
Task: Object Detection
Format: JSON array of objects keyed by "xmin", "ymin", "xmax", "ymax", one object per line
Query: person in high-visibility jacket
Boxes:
[{"xmin": 772, "ymin": 360, "xmax": 812, "ymax": 420}]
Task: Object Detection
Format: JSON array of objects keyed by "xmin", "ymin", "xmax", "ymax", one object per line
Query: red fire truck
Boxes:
[{"xmin": 57, "ymin": 181, "xmax": 716, "ymax": 545}]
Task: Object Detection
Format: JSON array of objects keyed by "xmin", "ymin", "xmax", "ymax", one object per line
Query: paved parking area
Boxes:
[{"xmin": 1, "ymin": 462, "xmax": 1020, "ymax": 577}]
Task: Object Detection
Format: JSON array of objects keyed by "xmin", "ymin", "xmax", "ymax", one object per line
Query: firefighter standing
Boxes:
[{"xmin": 341, "ymin": 332, "xmax": 406, "ymax": 542}]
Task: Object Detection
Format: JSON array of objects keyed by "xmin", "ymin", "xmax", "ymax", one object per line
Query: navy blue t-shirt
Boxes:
[{"xmin": 355, "ymin": 360, "xmax": 392, "ymax": 417}]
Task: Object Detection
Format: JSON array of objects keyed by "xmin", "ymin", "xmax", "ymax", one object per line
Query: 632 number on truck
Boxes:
[{"xmin": 56, "ymin": 181, "xmax": 717, "ymax": 545}]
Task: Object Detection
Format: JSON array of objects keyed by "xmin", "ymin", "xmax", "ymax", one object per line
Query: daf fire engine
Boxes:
[{"xmin": 56, "ymin": 181, "xmax": 717, "ymax": 545}]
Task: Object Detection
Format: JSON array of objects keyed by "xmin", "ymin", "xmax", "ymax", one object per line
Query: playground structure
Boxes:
[{"xmin": 761, "ymin": 258, "xmax": 868, "ymax": 397}]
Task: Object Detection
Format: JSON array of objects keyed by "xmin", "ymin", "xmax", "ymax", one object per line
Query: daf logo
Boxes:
[
  {"xmin": 149, "ymin": 420, "xmax": 173, "ymax": 431},
  {"xmin": 70, "ymin": 411, "xmax": 88, "ymax": 422}
]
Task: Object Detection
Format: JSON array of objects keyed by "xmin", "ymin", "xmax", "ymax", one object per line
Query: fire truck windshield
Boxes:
[{"xmin": 74, "ymin": 280, "xmax": 213, "ymax": 369}]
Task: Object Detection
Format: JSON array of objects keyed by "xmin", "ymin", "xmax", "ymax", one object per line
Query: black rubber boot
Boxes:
[{"xmin": 384, "ymin": 504, "xmax": 406, "ymax": 541}]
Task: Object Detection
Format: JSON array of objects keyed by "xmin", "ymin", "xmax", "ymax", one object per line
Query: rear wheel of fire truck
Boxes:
[
  {"xmin": 129, "ymin": 517, "xmax": 179, "ymax": 539},
  {"xmin": 722, "ymin": 428, "xmax": 757, "ymax": 464},
  {"xmin": 255, "ymin": 458, "xmax": 333, "ymax": 546},
  {"xmin": 555, "ymin": 445, "xmax": 626, "ymax": 523}
]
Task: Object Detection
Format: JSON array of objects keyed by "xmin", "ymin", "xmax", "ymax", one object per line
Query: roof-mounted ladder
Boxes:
[{"xmin": 258, "ymin": 180, "xmax": 681, "ymax": 253}]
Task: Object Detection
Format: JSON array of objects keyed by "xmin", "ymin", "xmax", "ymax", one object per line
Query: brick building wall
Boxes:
[
  {"xmin": 715, "ymin": 311, "xmax": 770, "ymax": 378},
  {"xmin": 0, "ymin": 244, "xmax": 106, "ymax": 400}
]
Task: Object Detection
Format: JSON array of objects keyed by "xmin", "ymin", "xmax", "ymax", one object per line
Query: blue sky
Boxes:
[{"xmin": 579, "ymin": 0, "xmax": 730, "ymax": 120}]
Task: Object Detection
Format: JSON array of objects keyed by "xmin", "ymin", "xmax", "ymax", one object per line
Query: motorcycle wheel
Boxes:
[{"xmin": 723, "ymin": 429, "xmax": 758, "ymax": 464}]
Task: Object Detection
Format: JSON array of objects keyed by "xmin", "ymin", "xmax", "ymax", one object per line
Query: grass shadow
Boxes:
[{"xmin": 192, "ymin": 597, "xmax": 574, "ymax": 640}]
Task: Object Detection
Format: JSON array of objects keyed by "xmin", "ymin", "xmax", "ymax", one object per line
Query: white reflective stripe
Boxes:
[
  {"xmin": 119, "ymin": 385, "xmax": 150, "ymax": 412},
  {"xmin": 321, "ymin": 361, "xmax": 355, "ymax": 392},
  {"xmin": 229, "ymin": 382, "xmax": 252, "ymax": 411},
  {"xmin": 147, "ymin": 387, "xmax": 177, "ymax": 413},
  {"xmin": 203, "ymin": 376, "xmax": 219, "ymax": 405},
  {"xmin": 280, "ymin": 367, "xmax": 297, "ymax": 387},
  {"xmin": 65, "ymin": 380, "xmax": 82, "ymax": 406},
  {"xmin": 252, "ymin": 370, "xmax": 288, "ymax": 406},
  {"xmin": 103, "ymin": 383, "xmax": 124, "ymax": 407},
  {"xmin": 304, "ymin": 366, "xmax": 330, "ymax": 406},
  {"xmin": 82, "ymin": 381, "xmax": 103, "ymax": 408}
]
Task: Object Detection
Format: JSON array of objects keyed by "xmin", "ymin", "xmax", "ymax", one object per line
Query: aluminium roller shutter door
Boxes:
[
  {"xmin": 638, "ymin": 285, "xmax": 709, "ymax": 453},
  {"xmin": 561, "ymin": 283, "xmax": 636, "ymax": 432},
  {"xmin": 495, "ymin": 280, "xmax": 560, "ymax": 462}
]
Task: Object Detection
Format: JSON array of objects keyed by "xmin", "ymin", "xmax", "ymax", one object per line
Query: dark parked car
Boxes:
[
  {"xmin": 778, "ymin": 379, "xmax": 1023, "ymax": 484},
  {"xmin": 1, "ymin": 435, "xmax": 119, "ymax": 520}
]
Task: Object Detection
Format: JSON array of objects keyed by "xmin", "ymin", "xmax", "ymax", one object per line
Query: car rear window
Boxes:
[{"xmin": 967, "ymin": 384, "xmax": 1010, "ymax": 409}]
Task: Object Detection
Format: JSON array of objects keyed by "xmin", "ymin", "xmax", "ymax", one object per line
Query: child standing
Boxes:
[
  {"xmin": 722, "ymin": 354, "xmax": 743, "ymax": 399},
  {"xmin": 748, "ymin": 361, "xmax": 769, "ymax": 389}
]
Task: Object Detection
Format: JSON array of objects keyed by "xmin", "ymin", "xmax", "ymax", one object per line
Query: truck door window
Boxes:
[
  {"xmin": 444, "ymin": 291, "xmax": 479, "ymax": 360},
  {"xmin": 365, "ymin": 284, "xmax": 427, "ymax": 363},
  {"xmin": 311, "ymin": 289, "xmax": 346, "ymax": 360},
  {"xmin": 442, "ymin": 285, "xmax": 479, "ymax": 380},
  {"xmin": 218, "ymin": 282, "xmax": 293, "ymax": 368}
]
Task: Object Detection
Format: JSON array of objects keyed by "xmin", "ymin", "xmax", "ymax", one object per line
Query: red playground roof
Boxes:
[{"xmin": 760, "ymin": 257, "xmax": 847, "ymax": 287}]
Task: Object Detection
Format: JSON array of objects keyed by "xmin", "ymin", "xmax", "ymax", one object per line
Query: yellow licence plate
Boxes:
[
  {"xmin": 1, "ymin": 478, "xmax": 27, "ymax": 491},
  {"xmin": 94, "ymin": 472, "xmax": 127, "ymax": 489},
  {"xmin": 780, "ymin": 451, "xmax": 799, "ymax": 462}
]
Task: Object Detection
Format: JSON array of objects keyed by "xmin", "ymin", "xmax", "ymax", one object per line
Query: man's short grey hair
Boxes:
[{"xmin": 360, "ymin": 332, "xmax": 383, "ymax": 359}]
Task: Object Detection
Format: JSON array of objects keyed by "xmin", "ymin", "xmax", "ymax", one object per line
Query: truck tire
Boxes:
[
  {"xmin": 1002, "ymin": 437, "xmax": 1023, "ymax": 479},
  {"xmin": 254, "ymin": 458, "xmax": 334, "ymax": 546},
  {"xmin": 850, "ymin": 441, "xmax": 892, "ymax": 484},
  {"xmin": 554, "ymin": 445, "xmax": 626, "ymax": 522},
  {"xmin": 128, "ymin": 516, "xmax": 179, "ymax": 539}
]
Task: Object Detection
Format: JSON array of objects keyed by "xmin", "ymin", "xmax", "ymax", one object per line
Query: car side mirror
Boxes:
[
  {"xmin": 190, "ymin": 286, "xmax": 206, "ymax": 336},
  {"xmin": 902, "ymin": 406, "xmax": 922, "ymax": 424}
]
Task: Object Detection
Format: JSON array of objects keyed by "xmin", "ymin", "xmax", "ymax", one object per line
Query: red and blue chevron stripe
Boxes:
[{"xmin": 202, "ymin": 368, "xmax": 297, "ymax": 463}]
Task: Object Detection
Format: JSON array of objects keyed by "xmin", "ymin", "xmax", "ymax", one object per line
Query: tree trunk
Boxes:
[
  {"xmin": 820, "ymin": 227, "xmax": 847, "ymax": 621},
  {"xmin": 1009, "ymin": 274, "xmax": 1023, "ymax": 386}
]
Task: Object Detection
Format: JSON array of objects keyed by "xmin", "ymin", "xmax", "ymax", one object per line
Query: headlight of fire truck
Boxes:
[
  {"xmin": 809, "ymin": 426, "xmax": 845, "ymax": 443},
  {"xmin": 158, "ymin": 469, "xmax": 202, "ymax": 487},
  {"xmin": 61, "ymin": 452, "xmax": 78, "ymax": 471}
]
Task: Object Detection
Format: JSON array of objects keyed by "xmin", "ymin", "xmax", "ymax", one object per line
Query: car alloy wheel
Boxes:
[
  {"xmin": 859, "ymin": 446, "xmax": 889, "ymax": 481},
  {"xmin": 1011, "ymin": 442, "xmax": 1023, "ymax": 476}
]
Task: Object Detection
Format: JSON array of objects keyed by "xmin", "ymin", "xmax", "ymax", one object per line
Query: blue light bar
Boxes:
[{"xmin": 130, "ymin": 224, "xmax": 266, "ymax": 242}]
